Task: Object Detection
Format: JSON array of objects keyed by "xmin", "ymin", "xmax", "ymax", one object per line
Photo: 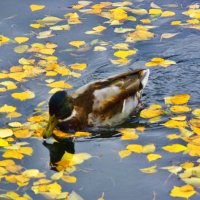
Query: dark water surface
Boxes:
[{"xmin": 0, "ymin": 0, "xmax": 200, "ymax": 199}]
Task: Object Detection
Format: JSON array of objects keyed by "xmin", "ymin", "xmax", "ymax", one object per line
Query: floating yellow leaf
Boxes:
[
  {"xmin": 37, "ymin": 16, "xmax": 63, "ymax": 26},
  {"xmin": 37, "ymin": 30, "xmax": 54, "ymax": 39},
  {"xmin": 69, "ymin": 40, "xmax": 86, "ymax": 48},
  {"xmin": 27, "ymin": 115, "xmax": 45, "ymax": 122},
  {"xmin": 51, "ymin": 171, "xmax": 64, "ymax": 180},
  {"xmin": 181, "ymin": 162, "xmax": 194, "ymax": 169},
  {"xmin": 6, "ymin": 111, "xmax": 22, "ymax": 118},
  {"xmin": 167, "ymin": 134, "xmax": 180, "ymax": 140},
  {"xmin": 13, "ymin": 45, "xmax": 29, "ymax": 53},
  {"xmin": 161, "ymin": 33, "xmax": 179, "ymax": 39},
  {"xmin": 39, "ymin": 48, "xmax": 55, "ymax": 55},
  {"xmin": 70, "ymin": 63, "xmax": 87, "ymax": 70},
  {"xmin": 30, "ymin": 4, "xmax": 45, "ymax": 12},
  {"xmin": 0, "ymin": 129, "xmax": 13, "ymax": 138},
  {"xmin": 14, "ymin": 37, "xmax": 29, "ymax": 44},
  {"xmin": 118, "ymin": 150, "xmax": 132, "ymax": 158},
  {"xmin": 161, "ymin": 11, "xmax": 175, "ymax": 17},
  {"xmin": 14, "ymin": 129, "xmax": 31, "ymax": 138},
  {"xmin": 145, "ymin": 57, "xmax": 176, "ymax": 67},
  {"xmin": 62, "ymin": 175, "xmax": 77, "ymax": 183},
  {"xmin": 0, "ymin": 138, "xmax": 9, "ymax": 147},
  {"xmin": 94, "ymin": 46, "xmax": 107, "ymax": 51},
  {"xmin": 47, "ymin": 81, "xmax": 73, "ymax": 89},
  {"xmin": 85, "ymin": 25, "xmax": 106, "ymax": 34},
  {"xmin": 30, "ymin": 23, "xmax": 42, "ymax": 29},
  {"xmin": 3, "ymin": 150, "xmax": 23, "ymax": 159},
  {"xmin": 140, "ymin": 165, "xmax": 157, "ymax": 174},
  {"xmin": 18, "ymin": 147, "xmax": 33, "ymax": 156},
  {"xmin": 0, "ymin": 81, "xmax": 17, "ymax": 90},
  {"xmin": 50, "ymin": 24, "xmax": 70, "ymax": 31},
  {"xmin": 11, "ymin": 91, "xmax": 35, "ymax": 101},
  {"xmin": 118, "ymin": 128, "xmax": 138, "ymax": 140},
  {"xmin": 8, "ymin": 122, "xmax": 22, "ymax": 128},
  {"xmin": 140, "ymin": 104, "xmax": 163, "ymax": 118},
  {"xmin": 162, "ymin": 144, "xmax": 187, "ymax": 153},
  {"xmin": 147, "ymin": 154, "xmax": 162, "ymax": 162},
  {"xmin": 170, "ymin": 185, "xmax": 196, "ymax": 199},
  {"xmin": 0, "ymin": 104, "xmax": 16, "ymax": 113},
  {"xmin": 142, "ymin": 144, "xmax": 156, "ymax": 153},
  {"xmin": 163, "ymin": 119, "xmax": 188, "ymax": 128},
  {"xmin": 164, "ymin": 94, "xmax": 190, "ymax": 104},
  {"xmin": 112, "ymin": 43, "xmax": 129, "ymax": 50},
  {"xmin": 0, "ymin": 35, "xmax": 10, "ymax": 45},
  {"xmin": 114, "ymin": 49, "xmax": 137, "ymax": 59},
  {"xmin": 192, "ymin": 109, "xmax": 200, "ymax": 116},
  {"xmin": 170, "ymin": 105, "xmax": 191, "ymax": 113},
  {"xmin": 171, "ymin": 20, "xmax": 182, "ymax": 25},
  {"xmin": 126, "ymin": 144, "xmax": 143, "ymax": 153},
  {"xmin": 149, "ymin": 9, "xmax": 162, "ymax": 15}
]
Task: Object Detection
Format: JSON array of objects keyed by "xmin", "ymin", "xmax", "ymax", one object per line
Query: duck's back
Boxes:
[{"xmin": 62, "ymin": 69, "xmax": 149, "ymax": 128}]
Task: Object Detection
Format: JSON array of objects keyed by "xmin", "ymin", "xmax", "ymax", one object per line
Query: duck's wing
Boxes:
[{"xmin": 71, "ymin": 69, "xmax": 149, "ymax": 114}]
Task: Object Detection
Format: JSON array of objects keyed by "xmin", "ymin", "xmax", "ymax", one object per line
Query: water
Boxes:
[{"xmin": 0, "ymin": 0, "xmax": 200, "ymax": 199}]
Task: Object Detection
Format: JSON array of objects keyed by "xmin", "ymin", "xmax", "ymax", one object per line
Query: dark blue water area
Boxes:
[{"xmin": 0, "ymin": 0, "xmax": 200, "ymax": 199}]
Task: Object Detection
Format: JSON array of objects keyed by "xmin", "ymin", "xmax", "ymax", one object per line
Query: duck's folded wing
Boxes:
[{"xmin": 72, "ymin": 69, "xmax": 149, "ymax": 113}]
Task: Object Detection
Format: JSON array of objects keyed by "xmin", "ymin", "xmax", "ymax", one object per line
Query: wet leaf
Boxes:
[
  {"xmin": 70, "ymin": 63, "xmax": 87, "ymax": 70},
  {"xmin": 47, "ymin": 81, "xmax": 73, "ymax": 89},
  {"xmin": 11, "ymin": 91, "xmax": 35, "ymax": 101},
  {"xmin": 0, "ymin": 35, "xmax": 10, "ymax": 45},
  {"xmin": 13, "ymin": 45, "xmax": 29, "ymax": 53},
  {"xmin": 114, "ymin": 49, "xmax": 137, "ymax": 59},
  {"xmin": 69, "ymin": 40, "xmax": 86, "ymax": 48},
  {"xmin": 147, "ymin": 154, "xmax": 162, "ymax": 162},
  {"xmin": 30, "ymin": 4, "xmax": 45, "ymax": 12},
  {"xmin": 164, "ymin": 94, "xmax": 190, "ymax": 105},
  {"xmin": 14, "ymin": 129, "xmax": 32, "ymax": 138},
  {"xmin": 0, "ymin": 104, "xmax": 16, "ymax": 113},
  {"xmin": 3, "ymin": 150, "xmax": 24, "ymax": 159},
  {"xmin": 140, "ymin": 165, "xmax": 157, "ymax": 174},
  {"xmin": 62, "ymin": 175, "xmax": 77, "ymax": 183},
  {"xmin": 140, "ymin": 104, "xmax": 163, "ymax": 118},
  {"xmin": 126, "ymin": 144, "xmax": 143, "ymax": 153},
  {"xmin": 170, "ymin": 105, "xmax": 191, "ymax": 113},
  {"xmin": 0, "ymin": 138, "xmax": 9, "ymax": 147},
  {"xmin": 170, "ymin": 185, "xmax": 196, "ymax": 199},
  {"xmin": 162, "ymin": 144, "xmax": 187, "ymax": 153},
  {"xmin": 14, "ymin": 37, "xmax": 29, "ymax": 44},
  {"xmin": 163, "ymin": 119, "xmax": 188, "ymax": 128},
  {"xmin": 0, "ymin": 128, "xmax": 13, "ymax": 138},
  {"xmin": 118, "ymin": 128, "xmax": 138, "ymax": 140},
  {"xmin": 118, "ymin": 150, "xmax": 132, "ymax": 158},
  {"xmin": 161, "ymin": 11, "xmax": 175, "ymax": 17}
]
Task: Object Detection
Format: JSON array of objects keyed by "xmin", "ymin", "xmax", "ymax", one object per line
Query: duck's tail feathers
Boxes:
[{"xmin": 140, "ymin": 69, "xmax": 150, "ymax": 89}]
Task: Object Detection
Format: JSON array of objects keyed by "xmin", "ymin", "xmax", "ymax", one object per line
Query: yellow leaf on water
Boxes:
[
  {"xmin": 39, "ymin": 48, "xmax": 55, "ymax": 55},
  {"xmin": 0, "ymin": 129, "xmax": 13, "ymax": 138},
  {"xmin": 69, "ymin": 40, "xmax": 86, "ymax": 48},
  {"xmin": 142, "ymin": 144, "xmax": 156, "ymax": 153},
  {"xmin": 3, "ymin": 150, "xmax": 23, "ymax": 159},
  {"xmin": 13, "ymin": 45, "xmax": 29, "ymax": 53},
  {"xmin": 126, "ymin": 144, "xmax": 143, "ymax": 153},
  {"xmin": 118, "ymin": 128, "xmax": 139, "ymax": 140},
  {"xmin": 0, "ymin": 138, "xmax": 9, "ymax": 147},
  {"xmin": 47, "ymin": 80, "xmax": 73, "ymax": 89},
  {"xmin": 112, "ymin": 43, "xmax": 129, "ymax": 50},
  {"xmin": 114, "ymin": 49, "xmax": 137, "ymax": 59},
  {"xmin": 147, "ymin": 154, "xmax": 162, "ymax": 162},
  {"xmin": 18, "ymin": 147, "xmax": 33, "ymax": 156},
  {"xmin": 192, "ymin": 109, "xmax": 200, "ymax": 116},
  {"xmin": 6, "ymin": 111, "xmax": 22, "ymax": 118},
  {"xmin": 14, "ymin": 129, "xmax": 31, "ymax": 138},
  {"xmin": 51, "ymin": 171, "xmax": 64, "ymax": 180},
  {"xmin": 30, "ymin": 4, "xmax": 45, "ymax": 12},
  {"xmin": 0, "ymin": 81, "xmax": 17, "ymax": 90},
  {"xmin": 181, "ymin": 162, "xmax": 194, "ymax": 169},
  {"xmin": 163, "ymin": 119, "xmax": 188, "ymax": 128},
  {"xmin": 118, "ymin": 150, "xmax": 132, "ymax": 158},
  {"xmin": 140, "ymin": 104, "xmax": 163, "ymax": 118},
  {"xmin": 37, "ymin": 30, "xmax": 54, "ymax": 39},
  {"xmin": 0, "ymin": 104, "xmax": 16, "ymax": 113},
  {"xmin": 170, "ymin": 185, "xmax": 196, "ymax": 199},
  {"xmin": 27, "ymin": 115, "xmax": 45, "ymax": 122},
  {"xmin": 0, "ymin": 35, "xmax": 10, "ymax": 45},
  {"xmin": 171, "ymin": 115, "xmax": 187, "ymax": 121},
  {"xmin": 161, "ymin": 33, "xmax": 179, "ymax": 39},
  {"xmin": 8, "ymin": 122, "xmax": 22, "ymax": 128},
  {"xmin": 162, "ymin": 144, "xmax": 187, "ymax": 153},
  {"xmin": 11, "ymin": 91, "xmax": 35, "ymax": 101},
  {"xmin": 62, "ymin": 175, "xmax": 77, "ymax": 183},
  {"xmin": 164, "ymin": 94, "xmax": 190, "ymax": 105},
  {"xmin": 149, "ymin": 9, "xmax": 162, "ymax": 15},
  {"xmin": 70, "ymin": 63, "xmax": 87, "ymax": 70},
  {"xmin": 170, "ymin": 105, "xmax": 191, "ymax": 113},
  {"xmin": 94, "ymin": 46, "xmax": 107, "ymax": 51},
  {"xmin": 167, "ymin": 134, "xmax": 180, "ymax": 140},
  {"xmin": 161, "ymin": 11, "xmax": 175, "ymax": 17},
  {"xmin": 140, "ymin": 165, "xmax": 157, "ymax": 174},
  {"xmin": 14, "ymin": 37, "xmax": 29, "ymax": 44},
  {"xmin": 30, "ymin": 23, "xmax": 42, "ymax": 28}
]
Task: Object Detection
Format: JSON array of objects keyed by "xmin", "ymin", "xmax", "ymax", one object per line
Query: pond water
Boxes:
[{"xmin": 0, "ymin": 0, "xmax": 200, "ymax": 199}]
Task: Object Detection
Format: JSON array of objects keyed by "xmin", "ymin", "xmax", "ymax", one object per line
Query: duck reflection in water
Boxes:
[{"xmin": 43, "ymin": 139, "xmax": 75, "ymax": 171}]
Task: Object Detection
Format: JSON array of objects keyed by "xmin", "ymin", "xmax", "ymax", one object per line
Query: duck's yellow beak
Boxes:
[{"xmin": 43, "ymin": 115, "xmax": 58, "ymax": 138}]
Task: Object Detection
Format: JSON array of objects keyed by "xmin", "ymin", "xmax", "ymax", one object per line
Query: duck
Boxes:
[{"xmin": 43, "ymin": 68, "xmax": 150, "ymax": 138}]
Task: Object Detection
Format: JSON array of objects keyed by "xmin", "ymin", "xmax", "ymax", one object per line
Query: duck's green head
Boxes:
[{"xmin": 43, "ymin": 91, "xmax": 74, "ymax": 138}]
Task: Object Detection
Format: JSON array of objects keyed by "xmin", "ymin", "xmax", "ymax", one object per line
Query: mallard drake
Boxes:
[{"xmin": 43, "ymin": 68, "xmax": 150, "ymax": 138}]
